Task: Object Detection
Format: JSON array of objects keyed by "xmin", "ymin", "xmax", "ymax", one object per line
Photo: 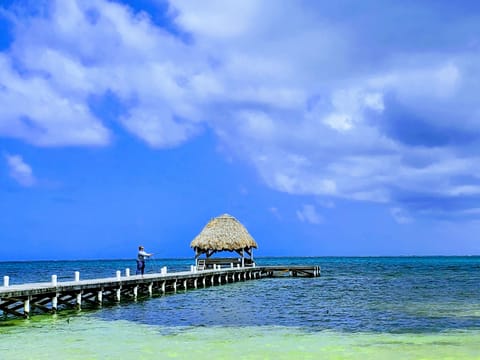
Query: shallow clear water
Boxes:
[
  {"xmin": 1, "ymin": 317, "xmax": 479, "ymax": 360},
  {"xmin": 1, "ymin": 257, "xmax": 480, "ymax": 358}
]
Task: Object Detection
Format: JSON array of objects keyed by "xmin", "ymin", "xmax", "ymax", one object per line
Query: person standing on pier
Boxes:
[{"xmin": 136, "ymin": 246, "xmax": 153, "ymax": 275}]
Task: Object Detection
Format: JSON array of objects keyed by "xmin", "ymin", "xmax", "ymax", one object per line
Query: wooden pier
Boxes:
[{"xmin": 0, "ymin": 265, "xmax": 320, "ymax": 319}]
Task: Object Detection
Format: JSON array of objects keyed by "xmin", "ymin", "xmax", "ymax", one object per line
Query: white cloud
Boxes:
[
  {"xmin": 1, "ymin": 1, "xmax": 480, "ymax": 217},
  {"xmin": 321, "ymin": 89, "xmax": 384, "ymax": 132},
  {"xmin": 120, "ymin": 106, "xmax": 201, "ymax": 148},
  {"xmin": 318, "ymin": 199, "xmax": 335, "ymax": 209},
  {"xmin": 297, "ymin": 204, "xmax": 323, "ymax": 224},
  {"xmin": 323, "ymin": 113, "xmax": 354, "ymax": 131},
  {"xmin": 390, "ymin": 207, "xmax": 413, "ymax": 224},
  {"xmin": 268, "ymin": 207, "xmax": 281, "ymax": 219},
  {"xmin": 5, "ymin": 154, "xmax": 35, "ymax": 187},
  {"xmin": 170, "ymin": 0, "xmax": 259, "ymax": 39},
  {"xmin": 0, "ymin": 54, "xmax": 110, "ymax": 146},
  {"xmin": 1, "ymin": 0, "xmax": 206, "ymax": 148},
  {"xmin": 373, "ymin": 63, "xmax": 461, "ymax": 101}
]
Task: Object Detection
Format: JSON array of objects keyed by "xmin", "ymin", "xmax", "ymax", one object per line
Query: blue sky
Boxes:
[{"xmin": 1, "ymin": 0, "xmax": 480, "ymax": 260}]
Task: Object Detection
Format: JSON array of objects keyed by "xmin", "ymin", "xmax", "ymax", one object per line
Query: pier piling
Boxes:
[
  {"xmin": 76, "ymin": 292, "xmax": 82, "ymax": 310},
  {"xmin": 0, "ymin": 265, "xmax": 320, "ymax": 319},
  {"xmin": 52, "ymin": 294, "xmax": 58, "ymax": 313}
]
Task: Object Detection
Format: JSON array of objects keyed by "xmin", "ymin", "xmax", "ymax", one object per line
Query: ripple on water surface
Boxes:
[{"xmin": 1, "ymin": 257, "xmax": 480, "ymax": 358}]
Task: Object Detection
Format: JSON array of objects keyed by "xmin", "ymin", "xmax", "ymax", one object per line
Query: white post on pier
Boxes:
[
  {"xmin": 74, "ymin": 271, "xmax": 80, "ymax": 282},
  {"xmin": 125, "ymin": 268, "xmax": 130, "ymax": 277},
  {"xmin": 133, "ymin": 286, "xmax": 138, "ymax": 301},
  {"xmin": 24, "ymin": 296, "xmax": 31, "ymax": 318},
  {"xmin": 3, "ymin": 276, "xmax": 9, "ymax": 287},
  {"xmin": 97, "ymin": 290, "xmax": 103, "ymax": 305},
  {"xmin": 116, "ymin": 288, "xmax": 121, "ymax": 302},
  {"xmin": 51, "ymin": 275, "xmax": 58, "ymax": 312},
  {"xmin": 76, "ymin": 292, "xmax": 82, "ymax": 310},
  {"xmin": 116, "ymin": 271, "xmax": 121, "ymax": 280},
  {"xmin": 52, "ymin": 293, "xmax": 58, "ymax": 313}
]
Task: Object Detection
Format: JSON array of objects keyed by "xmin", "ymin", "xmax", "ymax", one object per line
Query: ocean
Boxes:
[{"xmin": 1, "ymin": 257, "xmax": 479, "ymax": 359}]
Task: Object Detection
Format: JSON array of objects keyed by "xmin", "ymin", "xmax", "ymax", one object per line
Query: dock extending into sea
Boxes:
[{"xmin": 0, "ymin": 264, "xmax": 320, "ymax": 319}]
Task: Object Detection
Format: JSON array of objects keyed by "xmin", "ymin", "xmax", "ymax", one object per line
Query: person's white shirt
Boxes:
[{"xmin": 137, "ymin": 250, "xmax": 152, "ymax": 261}]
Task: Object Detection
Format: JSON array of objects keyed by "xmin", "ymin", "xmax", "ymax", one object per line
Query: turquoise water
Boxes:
[{"xmin": 1, "ymin": 257, "xmax": 480, "ymax": 358}]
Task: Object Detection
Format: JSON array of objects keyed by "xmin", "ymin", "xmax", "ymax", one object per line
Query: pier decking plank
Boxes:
[{"xmin": 0, "ymin": 265, "xmax": 320, "ymax": 319}]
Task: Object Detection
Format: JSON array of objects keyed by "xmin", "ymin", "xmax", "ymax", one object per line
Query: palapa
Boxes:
[
  {"xmin": 191, "ymin": 214, "xmax": 257, "ymax": 266},
  {"xmin": 190, "ymin": 214, "xmax": 258, "ymax": 251}
]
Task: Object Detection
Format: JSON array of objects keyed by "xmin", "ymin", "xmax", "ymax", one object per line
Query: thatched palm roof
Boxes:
[{"xmin": 190, "ymin": 214, "xmax": 258, "ymax": 251}]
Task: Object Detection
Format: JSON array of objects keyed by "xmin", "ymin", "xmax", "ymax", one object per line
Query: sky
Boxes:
[{"xmin": 1, "ymin": 0, "xmax": 480, "ymax": 261}]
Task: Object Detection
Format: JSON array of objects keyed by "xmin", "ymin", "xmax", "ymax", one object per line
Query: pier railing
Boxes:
[{"xmin": 0, "ymin": 264, "xmax": 320, "ymax": 319}]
